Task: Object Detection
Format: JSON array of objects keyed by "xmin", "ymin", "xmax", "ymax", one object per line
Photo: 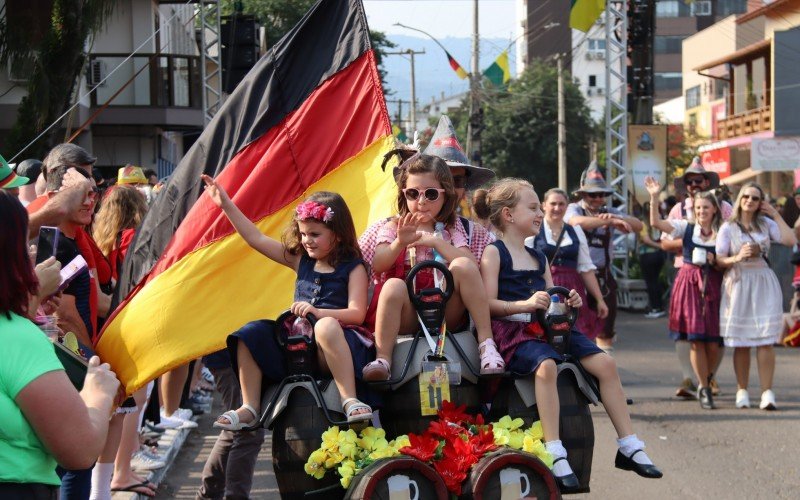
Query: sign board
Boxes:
[
  {"xmin": 628, "ymin": 124, "xmax": 667, "ymax": 203},
  {"xmin": 751, "ymin": 137, "xmax": 800, "ymax": 171},
  {"xmin": 700, "ymin": 147, "xmax": 731, "ymax": 179}
]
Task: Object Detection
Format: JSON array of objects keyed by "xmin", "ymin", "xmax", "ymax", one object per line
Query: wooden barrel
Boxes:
[
  {"xmin": 344, "ymin": 456, "xmax": 448, "ymax": 500},
  {"xmin": 487, "ymin": 370, "xmax": 594, "ymax": 493},
  {"xmin": 271, "ymin": 387, "xmax": 345, "ymax": 500},
  {"xmin": 461, "ymin": 449, "xmax": 561, "ymax": 500},
  {"xmin": 380, "ymin": 379, "xmax": 481, "ymax": 440}
]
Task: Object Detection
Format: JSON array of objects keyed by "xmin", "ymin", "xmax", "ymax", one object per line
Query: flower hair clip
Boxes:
[{"xmin": 296, "ymin": 200, "xmax": 334, "ymax": 223}]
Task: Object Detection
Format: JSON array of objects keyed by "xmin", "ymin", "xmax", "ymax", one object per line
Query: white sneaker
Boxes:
[
  {"xmin": 130, "ymin": 450, "xmax": 166, "ymax": 470},
  {"xmin": 759, "ymin": 389, "xmax": 777, "ymax": 411},
  {"xmin": 160, "ymin": 409, "xmax": 198, "ymax": 429},
  {"xmin": 644, "ymin": 310, "xmax": 666, "ymax": 319},
  {"xmin": 735, "ymin": 389, "xmax": 751, "ymax": 409}
]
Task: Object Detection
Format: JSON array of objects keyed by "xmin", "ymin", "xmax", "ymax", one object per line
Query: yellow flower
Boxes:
[
  {"xmin": 338, "ymin": 459, "xmax": 356, "ymax": 489},
  {"xmin": 358, "ymin": 427, "xmax": 389, "ymax": 452},
  {"xmin": 324, "ymin": 450, "xmax": 345, "ymax": 469},
  {"xmin": 524, "ymin": 421, "xmax": 544, "ymax": 442},
  {"xmin": 369, "ymin": 442, "xmax": 399, "ymax": 460},
  {"xmin": 493, "ymin": 428, "xmax": 510, "ymax": 446},
  {"xmin": 522, "ymin": 437, "xmax": 553, "ymax": 468},
  {"xmin": 507, "ymin": 430, "xmax": 525, "ymax": 450},
  {"xmin": 391, "ymin": 435, "xmax": 410, "ymax": 451},
  {"xmin": 320, "ymin": 426, "xmax": 342, "ymax": 451},
  {"xmin": 338, "ymin": 429, "xmax": 359, "ymax": 459},
  {"xmin": 493, "ymin": 415, "xmax": 525, "ymax": 431},
  {"xmin": 304, "ymin": 449, "xmax": 328, "ymax": 480}
]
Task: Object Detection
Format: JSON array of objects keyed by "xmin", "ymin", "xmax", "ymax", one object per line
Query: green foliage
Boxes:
[
  {"xmin": 0, "ymin": 0, "xmax": 116, "ymax": 159},
  {"xmin": 449, "ymin": 61, "xmax": 596, "ymax": 192}
]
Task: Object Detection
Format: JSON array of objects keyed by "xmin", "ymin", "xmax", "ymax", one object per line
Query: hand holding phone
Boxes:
[{"xmin": 35, "ymin": 226, "xmax": 61, "ymax": 265}]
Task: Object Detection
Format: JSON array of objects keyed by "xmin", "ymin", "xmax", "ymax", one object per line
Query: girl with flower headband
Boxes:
[
  {"xmin": 201, "ymin": 175, "xmax": 375, "ymax": 426},
  {"xmin": 475, "ymin": 179, "xmax": 662, "ymax": 491},
  {"xmin": 361, "ymin": 153, "xmax": 505, "ymax": 381}
]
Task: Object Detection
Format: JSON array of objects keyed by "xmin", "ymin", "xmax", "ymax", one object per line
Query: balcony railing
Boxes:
[
  {"xmin": 717, "ymin": 106, "xmax": 771, "ymax": 140},
  {"xmin": 87, "ymin": 54, "xmax": 201, "ymax": 109}
]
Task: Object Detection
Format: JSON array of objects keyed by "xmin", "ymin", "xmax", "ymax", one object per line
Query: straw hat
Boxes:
[
  {"xmin": 573, "ymin": 161, "xmax": 613, "ymax": 195},
  {"xmin": 673, "ymin": 156, "xmax": 720, "ymax": 193},
  {"xmin": 117, "ymin": 165, "xmax": 149, "ymax": 185}
]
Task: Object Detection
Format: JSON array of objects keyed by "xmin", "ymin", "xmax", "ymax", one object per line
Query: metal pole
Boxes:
[
  {"xmin": 557, "ymin": 54, "xmax": 567, "ymax": 190},
  {"xmin": 467, "ymin": 0, "xmax": 479, "ymax": 159},
  {"xmin": 409, "ymin": 49, "xmax": 417, "ymax": 133}
]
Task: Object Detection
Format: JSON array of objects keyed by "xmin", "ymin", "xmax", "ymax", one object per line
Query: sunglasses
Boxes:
[
  {"xmin": 452, "ymin": 175, "xmax": 467, "ymax": 189},
  {"xmin": 685, "ymin": 177, "xmax": 707, "ymax": 187},
  {"xmin": 586, "ymin": 192, "xmax": 608, "ymax": 199},
  {"xmin": 403, "ymin": 187, "xmax": 446, "ymax": 202},
  {"xmin": 741, "ymin": 194, "xmax": 761, "ymax": 202}
]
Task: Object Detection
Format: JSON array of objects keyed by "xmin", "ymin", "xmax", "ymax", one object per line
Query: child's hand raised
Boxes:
[
  {"xmin": 201, "ymin": 174, "xmax": 230, "ymax": 207},
  {"xmin": 524, "ymin": 291, "xmax": 551, "ymax": 311},
  {"xmin": 396, "ymin": 213, "xmax": 423, "ymax": 247}
]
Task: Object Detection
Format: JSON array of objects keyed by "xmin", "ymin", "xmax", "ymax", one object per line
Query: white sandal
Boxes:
[
  {"xmin": 479, "ymin": 338, "xmax": 506, "ymax": 375},
  {"xmin": 213, "ymin": 404, "xmax": 258, "ymax": 430},
  {"xmin": 342, "ymin": 397, "xmax": 373, "ymax": 423}
]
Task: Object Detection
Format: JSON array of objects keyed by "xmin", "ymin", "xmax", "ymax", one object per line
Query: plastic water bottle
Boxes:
[
  {"xmin": 292, "ymin": 316, "xmax": 313, "ymax": 337},
  {"xmin": 547, "ymin": 295, "xmax": 567, "ymax": 315},
  {"xmin": 547, "ymin": 295, "xmax": 570, "ymax": 332},
  {"xmin": 432, "ymin": 222, "xmax": 448, "ymax": 289}
]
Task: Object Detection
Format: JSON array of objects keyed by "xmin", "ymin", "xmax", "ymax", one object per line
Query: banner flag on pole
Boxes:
[
  {"xmin": 483, "ymin": 50, "xmax": 511, "ymax": 87},
  {"xmin": 446, "ymin": 51, "xmax": 469, "ymax": 79},
  {"xmin": 98, "ymin": 0, "xmax": 396, "ymax": 393},
  {"xmin": 570, "ymin": 0, "xmax": 606, "ymax": 32}
]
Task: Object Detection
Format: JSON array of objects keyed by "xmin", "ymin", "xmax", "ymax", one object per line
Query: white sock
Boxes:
[
  {"xmin": 545, "ymin": 440, "xmax": 573, "ymax": 477},
  {"xmin": 675, "ymin": 341, "xmax": 694, "ymax": 380},
  {"xmin": 617, "ymin": 434, "xmax": 653, "ymax": 465},
  {"xmin": 89, "ymin": 462, "xmax": 114, "ymax": 500}
]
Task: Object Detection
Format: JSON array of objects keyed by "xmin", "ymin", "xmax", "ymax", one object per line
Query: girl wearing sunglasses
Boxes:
[
  {"xmin": 361, "ymin": 154, "xmax": 505, "ymax": 381},
  {"xmin": 716, "ymin": 182, "xmax": 796, "ymax": 411}
]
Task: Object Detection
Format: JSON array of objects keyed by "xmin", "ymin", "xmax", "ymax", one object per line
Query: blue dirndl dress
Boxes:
[{"xmin": 489, "ymin": 241, "xmax": 603, "ymax": 377}]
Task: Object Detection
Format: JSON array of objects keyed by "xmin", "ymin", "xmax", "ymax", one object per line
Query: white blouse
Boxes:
[
  {"xmin": 525, "ymin": 222, "xmax": 596, "ymax": 273},
  {"xmin": 668, "ymin": 220, "xmax": 718, "ymax": 246}
]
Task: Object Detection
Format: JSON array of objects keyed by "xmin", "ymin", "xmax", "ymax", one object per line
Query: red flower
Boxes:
[
  {"xmin": 434, "ymin": 457, "xmax": 467, "ymax": 495},
  {"xmin": 437, "ymin": 400, "xmax": 472, "ymax": 424},
  {"xmin": 469, "ymin": 426, "xmax": 498, "ymax": 456},
  {"xmin": 399, "ymin": 433, "xmax": 440, "ymax": 463},
  {"xmin": 442, "ymin": 436, "xmax": 479, "ymax": 473},
  {"xmin": 427, "ymin": 420, "xmax": 462, "ymax": 442}
]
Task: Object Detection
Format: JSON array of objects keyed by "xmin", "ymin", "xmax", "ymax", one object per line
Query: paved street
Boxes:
[{"xmin": 157, "ymin": 311, "xmax": 800, "ymax": 499}]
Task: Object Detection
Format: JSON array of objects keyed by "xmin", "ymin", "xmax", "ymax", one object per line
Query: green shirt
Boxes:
[{"xmin": 0, "ymin": 312, "xmax": 64, "ymax": 485}]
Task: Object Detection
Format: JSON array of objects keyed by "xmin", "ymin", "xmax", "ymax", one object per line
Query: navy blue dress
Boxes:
[
  {"xmin": 227, "ymin": 255, "xmax": 375, "ymax": 398},
  {"xmin": 489, "ymin": 241, "xmax": 602, "ymax": 377}
]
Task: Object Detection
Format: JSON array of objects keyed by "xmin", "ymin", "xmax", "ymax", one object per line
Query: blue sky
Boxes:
[{"xmin": 363, "ymin": 0, "xmax": 517, "ymax": 40}]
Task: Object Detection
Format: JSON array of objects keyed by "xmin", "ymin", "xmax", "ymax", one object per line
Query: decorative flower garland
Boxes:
[
  {"xmin": 304, "ymin": 401, "xmax": 552, "ymax": 495},
  {"xmin": 296, "ymin": 200, "xmax": 334, "ymax": 222}
]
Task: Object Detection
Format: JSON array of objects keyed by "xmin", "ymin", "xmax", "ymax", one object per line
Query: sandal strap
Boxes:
[
  {"xmin": 478, "ymin": 338, "xmax": 498, "ymax": 349},
  {"xmin": 342, "ymin": 398, "xmax": 371, "ymax": 414},
  {"xmin": 241, "ymin": 404, "xmax": 259, "ymax": 420},
  {"xmin": 218, "ymin": 409, "xmax": 240, "ymax": 426}
]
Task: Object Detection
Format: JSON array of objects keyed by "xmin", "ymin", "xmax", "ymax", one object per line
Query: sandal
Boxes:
[
  {"xmin": 342, "ymin": 397, "xmax": 373, "ymax": 423},
  {"xmin": 479, "ymin": 338, "xmax": 506, "ymax": 375},
  {"xmin": 212, "ymin": 404, "xmax": 258, "ymax": 431},
  {"xmin": 362, "ymin": 357, "xmax": 391, "ymax": 382}
]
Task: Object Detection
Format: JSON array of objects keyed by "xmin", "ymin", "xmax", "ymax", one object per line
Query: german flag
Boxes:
[
  {"xmin": 446, "ymin": 51, "xmax": 469, "ymax": 80},
  {"xmin": 98, "ymin": 0, "xmax": 396, "ymax": 394}
]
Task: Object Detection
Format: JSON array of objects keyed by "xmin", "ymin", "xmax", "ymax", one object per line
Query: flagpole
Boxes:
[{"xmin": 467, "ymin": 0, "xmax": 480, "ymax": 162}]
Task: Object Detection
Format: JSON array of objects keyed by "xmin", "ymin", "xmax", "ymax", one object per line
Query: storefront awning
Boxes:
[
  {"xmin": 693, "ymin": 39, "xmax": 771, "ymax": 72},
  {"xmin": 721, "ymin": 168, "xmax": 759, "ymax": 186}
]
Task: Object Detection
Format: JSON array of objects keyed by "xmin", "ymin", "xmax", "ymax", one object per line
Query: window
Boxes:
[
  {"xmin": 654, "ymin": 35, "xmax": 685, "ymax": 54},
  {"xmin": 688, "ymin": 113, "xmax": 697, "ymax": 135},
  {"xmin": 691, "ymin": 1, "xmax": 712, "ymax": 16},
  {"xmin": 655, "ymin": 0, "xmax": 691, "ymax": 18},
  {"xmin": 713, "ymin": 80, "xmax": 729, "ymax": 100},
  {"xmin": 686, "ymin": 85, "xmax": 701, "ymax": 109},
  {"xmin": 654, "ymin": 72, "xmax": 682, "ymax": 91},
  {"xmin": 717, "ymin": 0, "xmax": 747, "ymax": 17},
  {"xmin": 588, "ymin": 39, "xmax": 606, "ymax": 52},
  {"xmin": 589, "ymin": 75, "xmax": 597, "ymax": 87}
]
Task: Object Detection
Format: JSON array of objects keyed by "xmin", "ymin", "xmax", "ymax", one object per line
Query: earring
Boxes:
[{"xmin": 510, "ymin": 217, "xmax": 515, "ymax": 223}]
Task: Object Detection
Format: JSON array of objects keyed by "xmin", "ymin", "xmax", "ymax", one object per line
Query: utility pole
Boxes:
[
  {"xmin": 386, "ymin": 49, "xmax": 425, "ymax": 134},
  {"xmin": 466, "ymin": 0, "xmax": 480, "ymax": 162},
  {"xmin": 557, "ymin": 54, "xmax": 567, "ymax": 190}
]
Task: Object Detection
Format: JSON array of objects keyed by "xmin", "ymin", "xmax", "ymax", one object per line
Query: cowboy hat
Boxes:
[
  {"xmin": 573, "ymin": 161, "xmax": 613, "ymax": 195},
  {"xmin": 422, "ymin": 115, "xmax": 495, "ymax": 189},
  {"xmin": 673, "ymin": 156, "xmax": 720, "ymax": 193}
]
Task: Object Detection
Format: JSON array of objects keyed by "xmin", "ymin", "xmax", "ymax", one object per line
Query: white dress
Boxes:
[{"xmin": 716, "ymin": 218, "xmax": 783, "ymax": 347}]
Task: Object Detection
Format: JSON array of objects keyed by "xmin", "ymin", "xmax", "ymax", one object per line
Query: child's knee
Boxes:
[
  {"xmin": 313, "ymin": 317, "xmax": 341, "ymax": 342},
  {"xmin": 594, "ymin": 353, "xmax": 618, "ymax": 378},
  {"xmin": 535, "ymin": 359, "xmax": 558, "ymax": 381},
  {"xmin": 450, "ymin": 256, "xmax": 479, "ymax": 276},
  {"xmin": 380, "ymin": 278, "xmax": 408, "ymax": 302}
]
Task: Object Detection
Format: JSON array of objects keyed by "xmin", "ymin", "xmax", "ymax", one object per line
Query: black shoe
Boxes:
[
  {"xmin": 615, "ymin": 450, "xmax": 663, "ymax": 478},
  {"xmin": 552, "ymin": 457, "xmax": 580, "ymax": 491},
  {"xmin": 698, "ymin": 387, "xmax": 715, "ymax": 410}
]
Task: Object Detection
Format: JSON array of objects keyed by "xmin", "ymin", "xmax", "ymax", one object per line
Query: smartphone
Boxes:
[{"xmin": 35, "ymin": 226, "xmax": 61, "ymax": 265}]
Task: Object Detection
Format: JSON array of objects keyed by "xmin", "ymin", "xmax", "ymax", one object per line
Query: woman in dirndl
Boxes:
[
  {"xmin": 716, "ymin": 182, "xmax": 797, "ymax": 411},
  {"xmin": 530, "ymin": 188, "xmax": 609, "ymax": 339},
  {"xmin": 645, "ymin": 177, "xmax": 723, "ymax": 409}
]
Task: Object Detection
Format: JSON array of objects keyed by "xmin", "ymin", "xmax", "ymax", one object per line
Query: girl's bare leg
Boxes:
[{"xmin": 580, "ymin": 353, "xmax": 633, "ymax": 438}]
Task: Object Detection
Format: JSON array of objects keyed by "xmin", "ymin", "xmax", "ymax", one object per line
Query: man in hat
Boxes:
[
  {"xmin": 564, "ymin": 162, "xmax": 643, "ymax": 351},
  {"xmin": 662, "ymin": 157, "xmax": 732, "ymax": 399},
  {"xmin": 14, "ymin": 158, "xmax": 42, "ymax": 206}
]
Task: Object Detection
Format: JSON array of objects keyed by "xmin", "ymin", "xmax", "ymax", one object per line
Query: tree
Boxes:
[
  {"xmin": 449, "ymin": 60, "xmax": 597, "ymax": 193},
  {"xmin": 0, "ymin": 1, "xmax": 116, "ymax": 159},
  {"xmin": 220, "ymin": 0, "xmax": 395, "ymax": 94}
]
